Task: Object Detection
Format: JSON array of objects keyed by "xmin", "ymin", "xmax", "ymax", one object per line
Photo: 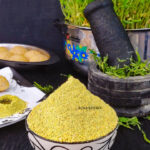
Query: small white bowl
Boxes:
[{"xmin": 26, "ymin": 121, "xmax": 118, "ymax": 150}]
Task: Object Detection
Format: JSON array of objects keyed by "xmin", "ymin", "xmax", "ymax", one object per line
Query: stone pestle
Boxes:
[{"xmin": 84, "ymin": 0, "xmax": 137, "ymax": 67}]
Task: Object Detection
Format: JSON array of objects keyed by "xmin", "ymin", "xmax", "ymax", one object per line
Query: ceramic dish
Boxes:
[
  {"xmin": 0, "ymin": 67, "xmax": 46, "ymax": 128},
  {"xmin": 26, "ymin": 118, "xmax": 118, "ymax": 150},
  {"xmin": 0, "ymin": 43, "xmax": 59, "ymax": 70}
]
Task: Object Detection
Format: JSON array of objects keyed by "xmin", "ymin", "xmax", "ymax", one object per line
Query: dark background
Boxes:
[
  {"xmin": 0, "ymin": 0, "xmax": 150, "ymax": 150},
  {"xmin": 0, "ymin": 0, "xmax": 64, "ymax": 57}
]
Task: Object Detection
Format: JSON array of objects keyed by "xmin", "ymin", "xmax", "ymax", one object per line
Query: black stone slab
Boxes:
[{"xmin": 88, "ymin": 62, "xmax": 150, "ymax": 116}]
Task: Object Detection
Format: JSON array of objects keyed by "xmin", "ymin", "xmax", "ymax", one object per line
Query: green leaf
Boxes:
[
  {"xmin": 60, "ymin": 73, "xmax": 72, "ymax": 78},
  {"xmin": 91, "ymin": 50, "xmax": 150, "ymax": 79},
  {"xmin": 137, "ymin": 124, "xmax": 150, "ymax": 144},
  {"xmin": 135, "ymin": 50, "xmax": 141, "ymax": 63},
  {"xmin": 33, "ymin": 82, "xmax": 53, "ymax": 94},
  {"xmin": 117, "ymin": 58, "xmax": 126, "ymax": 63},
  {"xmin": 144, "ymin": 115, "xmax": 150, "ymax": 121},
  {"xmin": 119, "ymin": 116, "xmax": 150, "ymax": 144}
]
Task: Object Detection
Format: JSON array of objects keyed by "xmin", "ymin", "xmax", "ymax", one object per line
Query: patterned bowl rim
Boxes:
[
  {"xmin": 26, "ymin": 112, "xmax": 118, "ymax": 145},
  {"xmin": 65, "ymin": 23, "xmax": 150, "ymax": 32}
]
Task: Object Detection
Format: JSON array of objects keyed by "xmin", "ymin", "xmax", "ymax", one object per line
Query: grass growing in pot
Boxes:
[
  {"xmin": 113, "ymin": 0, "xmax": 150, "ymax": 29},
  {"xmin": 60, "ymin": 0, "xmax": 94, "ymax": 27},
  {"xmin": 60, "ymin": 0, "xmax": 150, "ymax": 29}
]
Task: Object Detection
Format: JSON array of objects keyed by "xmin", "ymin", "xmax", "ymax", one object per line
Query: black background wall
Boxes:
[{"xmin": 0, "ymin": 0, "xmax": 64, "ymax": 56}]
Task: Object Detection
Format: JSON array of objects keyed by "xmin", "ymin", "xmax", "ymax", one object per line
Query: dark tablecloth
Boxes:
[
  {"xmin": 0, "ymin": 0, "xmax": 149, "ymax": 149},
  {"xmin": 0, "ymin": 60, "xmax": 150, "ymax": 150}
]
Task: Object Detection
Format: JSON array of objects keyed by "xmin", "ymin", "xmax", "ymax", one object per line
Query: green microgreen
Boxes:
[
  {"xmin": 119, "ymin": 117, "xmax": 140, "ymax": 130},
  {"xmin": 60, "ymin": 73, "xmax": 72, "ymax": 78},
  {"xmin": 59, "ymin": 0, "xmax": 150, "ymax": 29},
  {"xmin": 91, "ymin": 50, "xmax": 150, "ymax": 79},
  {"xmin": 60, "ymin": 0, "xmax": 94, "ymax": 27},
  {"xmin": 33, "ymin": 82, "xmax": 53, "ymax": 94},
  {"xmin": 119, "ymin": 117, "xmax": 150, "ymax": 144},
  {"xmin": 144, "ymin": 115, "xmax": 150, "ymax": 121}
]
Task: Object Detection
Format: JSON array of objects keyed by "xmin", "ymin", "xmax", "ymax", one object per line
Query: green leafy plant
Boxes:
[
  {"xmin": 60, "ymin": 0, "xmax": 94, "ymax": 27},
  {"xmin": 113, "ymin": 0, "xmax": 150, "ymax": 29},
  {"xmin": 119, "ymin": 117, "xmax": 140, "ymax": 129},
  {"xmin": 60, "ymin": 0, "xmax": 150, "ymax": 29},
  {"xmin": 119, "ymin": 117, "xmax": 150, "ymax": 144},
  {"xmin": 33, "ymin": 82, "xmax": 53, "ymax": 94},
  {"xmin": 91, "ymin": 50, "xmax": 150, "ymax": 79}
]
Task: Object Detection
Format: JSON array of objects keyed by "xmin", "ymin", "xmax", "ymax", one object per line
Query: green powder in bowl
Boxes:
[
  {"xmin": 27, "ymin": 77, "xmax": 118, "ymax": 143},
  {"xmin": 0, "ymin": 95, "xmax": 27, "ymax": 118}
]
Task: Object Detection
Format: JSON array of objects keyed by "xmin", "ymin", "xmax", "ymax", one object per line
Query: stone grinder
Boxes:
[{"xmin": 84, "ymin": 0, "xmax": 150, "ymax": 117}]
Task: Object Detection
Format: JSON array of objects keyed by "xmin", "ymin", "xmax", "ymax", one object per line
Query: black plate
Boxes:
[{"xmin": 0, "ymin": 43, "xmax": 60, "ymax": 70}]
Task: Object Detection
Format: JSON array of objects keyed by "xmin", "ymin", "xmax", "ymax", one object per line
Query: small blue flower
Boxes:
[
  {"xmin": 67, "ymin": 44, "xmax": 73, "ymax": 54},
  {"xmin": 97, "ymin": 53, "xmax": 101, "ymax": 57},
  {"xmin": 79, "ymin": 51, "xmax": 89, "ymax": 62},
  {"xmin": 72, "ymin": 49, "xmax": 80, "ymax": 60}
]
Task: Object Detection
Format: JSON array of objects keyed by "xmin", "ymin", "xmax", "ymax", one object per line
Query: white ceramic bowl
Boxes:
[{"xmin": 26, "ymin": 120, "xmax": 118, "ymax": 150}]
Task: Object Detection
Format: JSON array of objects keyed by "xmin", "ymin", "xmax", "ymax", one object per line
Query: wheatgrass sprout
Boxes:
[
  {"xmin": 60, "ymin": 0, "xmax": 94, "ymax": 27},
  {"xmin": 59, "ymin": 0, "xmax": 150, "ymax": 29},
  {"xmin": 113, "ymin": 0, "xmax": 150, "ymax": 29}
]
